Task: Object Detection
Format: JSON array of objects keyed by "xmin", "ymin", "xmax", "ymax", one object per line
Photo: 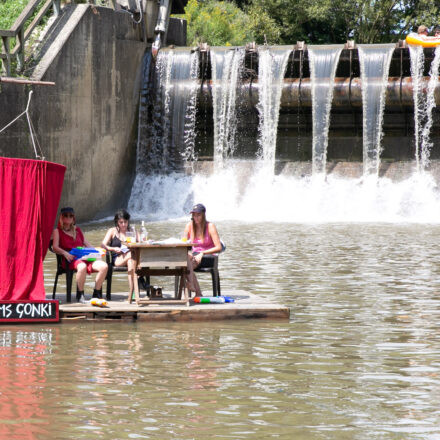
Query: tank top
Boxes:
[
  {"xmin": 109, "ymin": 234, "xmax": 122, "ymax": 248},
  {"xmin": 58, "ymin": 226, "xmax": 85, "ymax": 251},
  {"xmin": 192, "ymin": 223, "xmax": 215, "ymax": 253}
]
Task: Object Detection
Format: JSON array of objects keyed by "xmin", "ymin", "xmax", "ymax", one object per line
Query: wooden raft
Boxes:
[{"xmin": 57, "ymin": 291, "xmax": 290, "ymax": 322}]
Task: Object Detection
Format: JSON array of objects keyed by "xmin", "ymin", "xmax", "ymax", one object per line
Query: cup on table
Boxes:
[{"xmin": 126, "ymin": 231, "xmax": 135, "ymax": 243}]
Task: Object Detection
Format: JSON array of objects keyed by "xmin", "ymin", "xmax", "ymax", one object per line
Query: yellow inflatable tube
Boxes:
[{"xmin": 406, "ymin": 33, "xmax": 440, "ymax": 48}]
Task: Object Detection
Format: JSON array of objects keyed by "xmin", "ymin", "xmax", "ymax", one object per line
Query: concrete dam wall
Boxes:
[
  {"xmin": 0, "ymin": 5, "xmax": 146, "ymax": 221},
  {"xmin": 2, "ymin": 12, "xmax": 440, "ymax": 222}
]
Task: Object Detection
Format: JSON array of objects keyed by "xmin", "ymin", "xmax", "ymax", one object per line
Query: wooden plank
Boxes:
[
  {"xmin": 139, "ymin": 261, "xmax": 187, "ymax": 268},
  {"xmin": 128, "ymin": 243, "xmax": 193, "ymax": 248},
  {"xmin": 137, "ymin": 299, "xmax": 189, "ymax": 305},
  {"xmin": 136, "ymin": 308, "xmax": 290, "ymax": 322},
  {"xmin": 0, "ymin": 30, "xmax": 16, "ymax": 37},
  {"xmin": 137, "ymin": 268, "xmax": 184, "ymax": 277},
  {"xmin": 139, "ymin": 246, "xmax": 188, "ymax": 267}
]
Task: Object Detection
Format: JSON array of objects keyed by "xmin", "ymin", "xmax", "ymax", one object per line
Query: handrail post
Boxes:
[
  {"xmin": 16, "ymin": 28, "xmax": 25, "ymax": 71},
  {"xmin": 53, "ymin": 0, "xmax": 61, "ymax": 17},
  {"xmin": 1, "ymin": 36, "xmax": 11, "ymax": 77}
]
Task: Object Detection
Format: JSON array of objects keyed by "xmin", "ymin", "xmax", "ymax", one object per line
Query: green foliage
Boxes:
[
  {"xmin": 244, "ymin": 0, "xmax": 440, "ymax": 44},
  {"xmin": 181, "ymin": 0, "xmax": 255, "ymax": 46},
  {"xmin": 181, "ymin": 0, "xmax": 440, "ymax": 45},
  {"xmin": 246, "ymin": 4, "xmax": 281, "ymax": 44},
  {"xmin": 0, "ymin": 0, "xmax": 29, "ymax": 29}
]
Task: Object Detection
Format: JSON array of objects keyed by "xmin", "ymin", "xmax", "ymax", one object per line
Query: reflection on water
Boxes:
[
  {"xmin": 4, "ymin": 222, "xmax": 440, "ymax": 438},
  {"xmin": 0, "ymin": 329, "xmax": 53, "ymax": 439}
]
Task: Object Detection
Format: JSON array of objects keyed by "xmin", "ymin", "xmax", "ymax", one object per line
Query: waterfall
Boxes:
[
  {"xmin": 358, "ymin": 44, "xmax": 394, "ymax": 177},
  {"xmin": 420, "ymin": 46, "xmax": 440, "ymax": 168},
  {"xmin": 211, "ymin": 47, "xmax": 245, "ymax": 169},
  {"xmin": 256, "ymin": 46, "xmax": 291, "ymax": 172},
  {"xmin": 409, "ymin": 45, "xmax": 426, "ymax": 170},
  {"xmin": 127, "ymin": 163, "xmax": 440, "ymax": 223},
  {"xmin": 135, "ymin": 48, "xmax": 199, "ymax": 174},
  {"xmin": 409, "ymin": 44, "xmax": 440, "ymax": 171},
  {"xmin": 136, "ymin": 51, "xmax": 154, "ymax": 174},
  {"xmin": 128, "ymin": 44, "xmax": 440, "ymax": 224},
  {"xmin": 129, "ymin": 49, "xmax": 199, "ymax": 214},
  {"xmin": 308, "ymin": 46, "xmax": 343, "ymax": 175}
]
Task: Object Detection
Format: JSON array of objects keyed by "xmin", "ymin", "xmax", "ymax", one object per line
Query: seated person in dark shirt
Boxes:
[{"xmin": 102, "ymin": 209, "xmax": 138, "ymax": 294}]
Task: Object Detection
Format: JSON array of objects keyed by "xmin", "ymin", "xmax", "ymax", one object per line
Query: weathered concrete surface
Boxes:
[{"xmin": 0, "ymin": 5, "xmax": 146, "ymax": 221}]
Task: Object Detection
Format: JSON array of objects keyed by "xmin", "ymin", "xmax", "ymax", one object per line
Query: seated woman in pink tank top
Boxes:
[{"xmin": 183, "ymin": 203, "xmax": 222, "ymax": 270}]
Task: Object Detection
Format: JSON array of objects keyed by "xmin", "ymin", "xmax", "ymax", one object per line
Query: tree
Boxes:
[
  {"xmin": 245, "ymin": 0, "xmax": 440, "ymax": 44},
  {"xmin": 181, "ymin": 0, "xmax": 254, "ymax": 46},
  {"xmin": 180, "ymin": 0, "xmax": 440, "ymax": 46},
  {"xmin": 246, "ymin": 4, "xmax": 282, "ymax": 44},
  {"xmin": 179, "ymin": 0, "xmax": 281, "ymax": 46}
]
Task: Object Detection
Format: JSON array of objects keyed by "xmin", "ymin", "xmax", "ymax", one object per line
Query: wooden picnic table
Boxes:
[{"xmin": 127, "ymin": 242, "xmax": 193, "ymax": 305}]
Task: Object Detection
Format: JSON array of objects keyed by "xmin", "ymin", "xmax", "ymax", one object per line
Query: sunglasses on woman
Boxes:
[{"xmin": 62, "ymin": 213, "xmax": 74, "ymax": 218}]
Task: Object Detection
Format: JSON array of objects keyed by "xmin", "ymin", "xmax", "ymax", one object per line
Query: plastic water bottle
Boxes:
[
  {"xmin": 140, "ymin": 221, "xmax": 148, "ymax": 242},
  {"xmin": 132, "ymin": 225, "xmax": 137, "ymax": 242}
]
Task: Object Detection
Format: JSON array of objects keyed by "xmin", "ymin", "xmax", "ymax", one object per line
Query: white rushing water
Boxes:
[
  {"xmin": 358, "ymin": 44, "xmax": 395, "ymax": 177},
  {"xmin": 308, "ymin": 46, "xmax": 343, "ymax": 176},
  {"xmin": 130, "ymin": 45, "xmax": 440, "ymax": 226},
  {"xmin": 256, "ymin": 46, "xmax": 291, "ymax": 171},
  {"xmin": 137, "ymin": 48, "xmax": 199, "ymax": 172},
  {"xmin": 211, "ymin": 47, "xmax": 245, "ymax": 169},
  {"xmin": 409, "ymin": 44, "xmax": 428, "ymax": 171},
  {"xmin": 420, "ymin": 46, "xmax": 440, "ymax": 168},
  {"xmin": 128, "ymin": 163, "xmax": 440, "ymax": 223}
]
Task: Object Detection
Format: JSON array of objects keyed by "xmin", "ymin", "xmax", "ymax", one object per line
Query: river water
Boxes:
[{"xmin": 2, "ymin": 220, "xmax": 440, "ymax": 439}]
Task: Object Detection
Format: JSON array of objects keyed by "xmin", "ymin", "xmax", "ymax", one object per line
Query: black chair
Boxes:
[
  {"xmin": 105, "ymin": 251, "xmax": 126, "ymax": 300},
  {"xmin": 50, "ymin": 241, "xmax": 77, "ymax": 303},
  {"xmin": 175, "ymin": 241, "xmax": 225, "ymax": 297},
  {"xmin": 195, "ymin": 254, "xmax": 221, "ymax": 296},
  {"xmin": 50, "ymin": 241, "xmax": 112, "ymax": 302}
]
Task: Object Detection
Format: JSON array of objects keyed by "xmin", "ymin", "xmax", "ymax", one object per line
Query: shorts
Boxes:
[{"xmin": 70, "ymin": 259, "xmax": 96, "ymax": 274}]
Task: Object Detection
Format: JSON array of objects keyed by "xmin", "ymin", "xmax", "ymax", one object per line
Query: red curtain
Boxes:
[{"xmin": 0, "ymin": 158, "xmax": 66, "ymax": 300}]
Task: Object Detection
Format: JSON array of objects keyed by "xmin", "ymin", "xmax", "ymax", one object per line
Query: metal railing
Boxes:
[
  {"xmin": 0, "ymin": 0, "xmax": 117, "ymax": 77},
  {"xmin": 0, "ymin": 0, "xmax": 64, "ymax": 76}
]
